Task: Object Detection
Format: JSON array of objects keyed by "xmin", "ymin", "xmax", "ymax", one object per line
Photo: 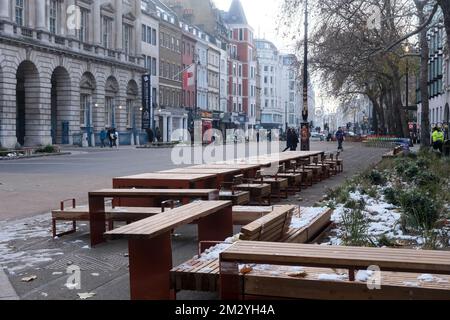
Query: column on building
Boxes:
[
  {"xmin": 27, "ymin": 73, "xmax": 52, "ymax": 146},
  {"xmin": 163, "ymin": 114, "xmax": 168, "ymax": 142},
  {"xmin": 115, "ymin": 0, "xmax": 123, "ymax": 53},
  {"xmin": 0, "ymin": 0, "xmax": 10, "ymax": 20},
  {"xmin": 0, "ymin": 65, "xmax": 18, "ymax": 147},
  {"xmin": 0, "ymin": 0, "xmax": 13, "ymax": 34},
  {"xmin": 36, "ymin": 0, "xmax": 47, "ymax": 31},
  {"xmin": 134, "ymin": 0, "xmax": 142, "ymax": 57},
  {"xmin": 93, "ymin": 1, "xmax": 101, "ymax": 46}
]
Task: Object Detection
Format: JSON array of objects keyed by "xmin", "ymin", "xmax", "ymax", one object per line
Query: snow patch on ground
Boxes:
[
  {"xmin": 290, "ymin": 207, "xmax": 329, "ymax": 229},
  {"xmin": 326, "ymin": 190, "xmax": 424, "ymax": 246},
  {"xmin": 0, "ymin": 213, "xmax": 65, "ymax": 273}
]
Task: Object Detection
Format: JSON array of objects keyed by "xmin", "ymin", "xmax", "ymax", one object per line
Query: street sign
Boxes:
[{"xmin": 141, "ymin": 74, "xmax": 152, "ymax": 130}]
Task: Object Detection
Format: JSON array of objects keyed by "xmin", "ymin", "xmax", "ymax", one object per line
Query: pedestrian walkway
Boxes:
[{"xmin": 0, "ymin": 142, "xmax": 388, "ymax": 300}]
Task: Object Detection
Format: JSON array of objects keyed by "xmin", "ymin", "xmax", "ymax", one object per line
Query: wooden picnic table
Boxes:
[
  {"xmin": 105, "ymin": 200, "xmax": 233, "ymax": 300},
  {"xmin": 159, "ymin": 167, "xmax": 242, "ymax": 186},
  {"xmin": 88, "ymin": 188, "xmax": 219, "ymax": 246}
]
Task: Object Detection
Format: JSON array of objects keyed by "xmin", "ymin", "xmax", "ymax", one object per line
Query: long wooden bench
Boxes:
[
  {"xmin": 51, "ymin": 198, "xmax": 173, "ymax": 238},
  {"xmin": 105, "ymin": 200, "xmax": 233, "ymax": 300},
  {"xmin": 219, "ymin": 242, "xmax": 450, "ymax": 300},
  {"xmin": 170, "ymin": 207, "xmax": 333, "ymax": 294},
  {"xmin": 88, "ymin": 189, "xmax": 220, "ymax": 246}
]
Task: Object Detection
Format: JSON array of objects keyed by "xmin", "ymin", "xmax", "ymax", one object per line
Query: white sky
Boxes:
[
  {"xmin": 212, "ymin": 0, "xmax": 337, "ymax": 114},
  {"xmin": 212, "ymin": 0, "xmax": 295, "ymax": 52}
]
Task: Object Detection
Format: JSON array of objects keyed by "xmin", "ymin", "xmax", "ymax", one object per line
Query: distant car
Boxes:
[
  {"xmin": 347, "ymin": 131, "xmax": 356, "ymax": 137},
  {"xmin": 311, "ymin": 132, "xmax": 325, "ymax": 141}
]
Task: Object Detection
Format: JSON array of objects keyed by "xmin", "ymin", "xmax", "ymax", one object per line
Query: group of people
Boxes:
[
  {"xmin": 100, "ymin": 128, "xmax": 118, "ymax": 148},
  {"xmin": 283, "ymin": 128, "xmax": 300, "ymax": 152},
  {"xmin": 146, "ymin": 127, "xmax": 162, "ymax": 144}
]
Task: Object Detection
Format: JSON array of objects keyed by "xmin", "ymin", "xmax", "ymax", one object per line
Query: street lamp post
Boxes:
[{"xmin": 300, "ymin": 0, "xmax": 310, "ymax": 151}]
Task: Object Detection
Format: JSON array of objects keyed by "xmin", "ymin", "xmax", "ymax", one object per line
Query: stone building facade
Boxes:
[
  {"xmin": 0, "ymin": 0, "xmax": 145, "ymax": 148},
  {"xmin": 154, "ymin": 0, "xmax": 186, "ymax": 142}
]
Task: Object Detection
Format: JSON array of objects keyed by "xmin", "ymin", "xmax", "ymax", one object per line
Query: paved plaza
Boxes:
[{"xmin": 0, "ymin": 141, "xmax": 388, "ymax": 300}]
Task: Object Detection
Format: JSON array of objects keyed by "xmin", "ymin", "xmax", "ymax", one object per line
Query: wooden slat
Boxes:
[{"xmin": 105, "ymin": 201, "xmax": 232, "ymax": 240}]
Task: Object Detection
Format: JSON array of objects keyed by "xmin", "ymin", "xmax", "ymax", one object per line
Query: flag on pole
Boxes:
[{"xmin": 183, "ymin": 64, "xmax": 195, "ymax": 89}]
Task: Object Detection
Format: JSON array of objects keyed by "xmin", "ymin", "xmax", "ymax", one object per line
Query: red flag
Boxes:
[{"xmin": 183, "ymin": 65, "xmax": 195, "ymax": 89}]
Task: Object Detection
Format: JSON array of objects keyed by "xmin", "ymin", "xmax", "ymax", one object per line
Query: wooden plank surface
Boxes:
[
  {"xmin": 160, "ymin": 168, "xmax": 241, "ymax": 175},
  {"xmin": 105, "ymin": 201, "xmax": 232, "ymax": 240},
  {"xmin": 114, "ymin": 173, "xmax": 217, "ymax": 181},
  {"xmin": 221, "ymin": 242, "xmax": 450, "ymax": 274},
  {"xmin": 89, "ymin": 189, "xmax": 219, "ymax": 197}
]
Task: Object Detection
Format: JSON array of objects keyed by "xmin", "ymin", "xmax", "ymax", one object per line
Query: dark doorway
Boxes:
[
  {"xmin": 16, "ymin": 61, "xmax": 39, "ymax": 147},
  {"xmin": 16, "ymin": 80, "xmax": 25, "ymax": 146}
]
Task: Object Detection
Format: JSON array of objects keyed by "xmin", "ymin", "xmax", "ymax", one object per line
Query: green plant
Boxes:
[
  {"xmin": 383, "ymin": 187, "xmax": 401, "ymax": 206},
  {"xmin": 367, "ymin": 169, "xmax": 386, "ymax": 185},
  {"xmin": 340, "ymin": 209, "xmax": 371, "ymax": 247},
  {"xmin": 377, "ymin": 234, "xmax": 396, "ymax": 248},
  {"xmin": 35, "ymin": 145, "xmax": 58, "ymax": 154},
  {"xmin": 399, "ymin": 189, "xmax": 442, "ymax": 232}
]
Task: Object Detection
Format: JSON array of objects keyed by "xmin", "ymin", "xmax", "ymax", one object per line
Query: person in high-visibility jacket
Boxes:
[{"xmin": 432, "ymin": 127, "xmax": 445, "ymax": 153}]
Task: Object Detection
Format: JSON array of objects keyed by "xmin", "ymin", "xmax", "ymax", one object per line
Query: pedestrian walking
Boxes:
[
  {"xmin": 146, "ymin": 128, "xmax": 154, "ymax": 144},
  {"xmin": 100, "ymin": 128, "xmax": 107, "ymax": 148},
  {"xmin": 156, "ymin": 127, "xmax": 162, "ymax": 142},
  {"xmin": 432, "ymin": 127, "xmax": 444, "ymax": 153},
  {"xmin": 283, "ymin": 128, "xmax": 292, "ymax": 152},
  {"xmin": 107, "ymin": 128, "xmax": 114, "ymax": 148},
  {"xmin": 336, "ymin": 127, "xmax": 345, "ymax": 151},
  {"xmin": 291, "ymin": 129, "xmax": 299, "ymax": 151},
  {"xmin": 256, "ymin": 130, "xmax": 260, "ymax": 143}
]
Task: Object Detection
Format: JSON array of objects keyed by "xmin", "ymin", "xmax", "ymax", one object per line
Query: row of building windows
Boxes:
[
  {"xmin": 143, "ymin": 55, "xmax": 157, "ymax": 76},
  {"xmin": 160, "ymin": 32, "xmax": 180, "ymax": 53},
  {"xmin": 159, "ymin": 61, "xmax": 182, "ymax": 81},
  {"xmin": 142, "ymin": 24, "xmax": 157, "ymax": 46},
  {"xmin": 160, "ymin": 88, "xmax": 182, "ymax": 108}
]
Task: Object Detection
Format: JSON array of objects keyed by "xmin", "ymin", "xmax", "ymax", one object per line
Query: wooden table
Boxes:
[
  {"xmin": 159, "ymin": 167, "xmax": 242, "ymax": 186},
  {"xmin": 191, "ymin": 163, "xmax": 262, "ymax": 178},
  {"xmin": 113, "ymin": 173, "xmax": 218, "ymax": 189},
  {"xmin": 88, "ymin": 188, "xmax": 219, "ymax": 246},
  {"xmin": 105, "ymin": 200, "xmax": 233, "ymax": 300}
]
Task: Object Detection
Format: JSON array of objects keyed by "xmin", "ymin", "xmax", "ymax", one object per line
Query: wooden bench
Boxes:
[
  {"xmin": 51, "ymin": 198, "xmax": 175, "ymax": 238},
  {"xmin": 219, "ymin": 190, "xmax": 251, "ymax": 205},
  {"xmin": 286, "ymin": 161, "xmax": 314, "ymax": 187},
  {"xmin": 232, "ymin": 206, "xmax": 274, "ymax": 225},
  {"xmin": 170, "ymin": 207, "xmax": 333, "ymax": 294},
  {"xmin": 255, "ymin": 171, "xmax": 289, "ymax": 202},
  {"xmin": 105, "ymin": 200, "xmax": 233, "ymax": 300},
  {"xmin": 88, "ymin": 189, "xmax": 219, "ymax": 246},
  {"xmin": 232, "ymin": 174, "xmax": 272, "ymax": 205},
  {"xmin": 219, "ymin": 242, "xmax": 450, "ymax": 300}
]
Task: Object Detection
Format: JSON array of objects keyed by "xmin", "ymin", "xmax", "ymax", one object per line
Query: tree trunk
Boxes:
[
  {"xmin": 368, "ymin": 94, "xmax": 384, "ymax": 134},
  {"xmin": 437, "ymin": 0, "xmax": 450, "ymax": 55},
  {"xmin": 391, "ymin": 75, "xmax": 410, "ymax": 138},
  {"xmin": 416, "ymin": 1, "xmax": 431, "ymax": 147}
]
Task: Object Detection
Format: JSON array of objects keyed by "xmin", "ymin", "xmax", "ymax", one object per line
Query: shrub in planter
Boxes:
[
  {"xmin": 341, "ymin": 209, "xmax": 371, "ymax": 247},
  {"xmin": 35, "ymin": 145, "xmax": 58, "ymax": 154},
  {"xmin": 383, "ymin": 187, "xmax": 401, "ymax": 206},
  {"xmin": 399, "ymin": 189, "xmax": 442, "ymax": 232},
  {"xmin": 367, "ymin": 169, "xmax": 386, "ymax": 185}
]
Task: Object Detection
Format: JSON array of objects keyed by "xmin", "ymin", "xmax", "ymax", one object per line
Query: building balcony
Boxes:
[{"xmin": 2, "ymin": 25, "xmax": 142, "ymax": 68}]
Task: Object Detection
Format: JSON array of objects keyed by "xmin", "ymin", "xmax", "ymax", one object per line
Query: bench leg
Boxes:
[
  {"xmin": 198, "ymin": 206, "xmax": 233, "ymax": 251},
  {"xmin": 128, "ymin": 233, "xmax": 174, "ymax": 300},
  {"xmin": 220, "ymin": 261, "xmax": 242, "ymax": 300},
  {"xmin": 89, "ymin": 195, "xmax": 106, "ymax": 247}
]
